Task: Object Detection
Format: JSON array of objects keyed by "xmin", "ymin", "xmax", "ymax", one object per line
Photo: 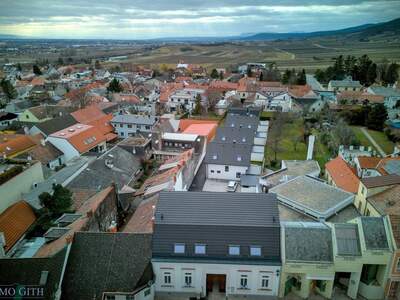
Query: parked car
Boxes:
[{"xmin": 227, "ymin": 180, "xmax": 238, "ymax": 192}]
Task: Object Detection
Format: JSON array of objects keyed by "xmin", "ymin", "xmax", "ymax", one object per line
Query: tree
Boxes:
[
  {"xmin": 268, "ymin": 113, "xmax": 287, "ymax": 163},
  {"xmin": 210, "ymin": 68, "xmax": 219, "ymax": 79},
  {"xmin": 219, "ymin": 71, "xmax": 224, "ymax": 80},
  {"xmin": 39, "ymin": 184, "xmax": 72, "ymax": 216},
  {"xmin": 366, "ymin": 63, "xmax": 377, "ymax": 86},
  {"xmin": 332, "ymin": 55, "xmax": 346, "ymax": 80},
  {"xmin": 107, "ymin": 78, "xmax": 123, "ymax": 93},
  {"xmin": 0, "ymin": 79, "xmax": 17, "ymax": 101},
  {"xmin": 384, "ymin": 63, "xmax": 399, "ymax": 85},
  {"xmin": 33, "ymin": 65, "xmax": 42, "ymax": 75},
  {"xmin": 16, "ymin": 63, "xmax": 22, "ymax": 71},
  {"xmin": 94, "ymin": 60, "xmax": 102, "ymax": 70},
  {"xmin": 246, "ymin": 66, "xmax": 253, "ymax": 77},
  {"xmin": 296, "ymin": 69, "xmax": 306, "ymax": 85},
  {"xmin": 192, "ymin": 94, "xmax": 202, "ymax": 115},
  {"xmin": 57, "ymin": 57, "xmax": 64, "ymax": 65},
  {"xmin": 367, "ymin": 103, "xmax": 387, "ymax": 131},
  {"xmin": 259, "ymin": 72, "xmax": 264, "ymax": 81}
]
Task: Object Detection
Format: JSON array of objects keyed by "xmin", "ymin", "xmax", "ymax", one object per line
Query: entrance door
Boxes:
[{"xmin": 206, "ymin": 274, "xmax": 226, "ymax": 294}]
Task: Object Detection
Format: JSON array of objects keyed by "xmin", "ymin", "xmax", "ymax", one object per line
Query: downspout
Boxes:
[{"xmin": 54, "ymin": 242, "xmax": 72, "ymax": 300}]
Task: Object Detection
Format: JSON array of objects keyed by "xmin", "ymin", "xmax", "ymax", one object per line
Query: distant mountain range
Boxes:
[
  {"xmin": 0, "ymin": 18, "xmax": 399, "ymax": 42},
  {"xmin": 239, "ymin": 17, "xmax": 400, "ymax": 41}
]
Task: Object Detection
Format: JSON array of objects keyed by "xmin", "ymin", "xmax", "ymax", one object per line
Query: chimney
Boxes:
[
  {"xmin": 40, "ymin": 139, "xmax": 46, "ymax": 146},
  {"xmin": 108, "ymin": 221, "xmax": 117, "ymax": 233},
  {"xmin": 86, "ymin": 210, "xmax": 93, "ymax": 218}
]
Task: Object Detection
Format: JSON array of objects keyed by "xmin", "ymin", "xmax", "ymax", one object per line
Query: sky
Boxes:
[{"xmin": 0, "ymin": 0, "xmax": 399, "ymax": 39}]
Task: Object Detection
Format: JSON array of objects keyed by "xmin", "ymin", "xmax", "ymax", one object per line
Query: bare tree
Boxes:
[{"xmin": 268, "ymin": 113, "xmax": 286, "ymax": 163}]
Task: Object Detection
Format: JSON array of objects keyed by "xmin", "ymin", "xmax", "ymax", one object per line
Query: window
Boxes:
[
  {"xmin": 184, "ymin": 273, "xmax": 192, "ymax": 287},
  {"xmin": 105, "ymin": 296, "xmax": 115, "ymax": 300},
  {"xmin": 211, "ymin": 170, "xmax": 215, "ymax": 173},
  {"xmin": 250, "ymin": 246, "xmax": 261, "ymax": 256},
  {"xmin": 127, "ymin": 124, "xmax": 132, "ymax": 128},
  {"xmin": 229, "ymin": 245, "xmax": 240, "ymax": 255},
  {"xmin": 120, "ymin": 124, "xmax": 123, "ymax": 127},
  {"xmin": 164, "ymin": 272, "xmax": 172, "ymax": 284},
  {"xmin": 195, "ymin": 244, "xmax": 206, "ymax": 255},
  {"xmin": 261, "ymin": 275, "xmax": 270, "ymax": 288},
  {"xmin": 217, "ymin": 170, "xmax": 221, "ymax": 174},
  {"xmin": 120, "ymin": 132, "xmax": 124, "ymax": 137},
  {"xmin": 236, "ymin": 172, "xmax": 241, "ymax": 179},
  {"xmin": 145, "ymin": 125, "xmax": 150, "ymax": 130},
  {"xmin": 137, "ymin": 125, "xmax": 141, "ymax": 129},
  {"xmin": 126, "ymin": 295, "xmax": 135, "ymax": 300},
  {"xmin": 366, "ymin": 209, "xmax": 370, "ymax": 216},
  {"xmin": 225, "ymin": 166, "xmax": 229, "ymax": 172},
  {"xmin": 240, "ymin": 275, "xmax": 248, "ymax": 288},
  {"xmin": 397, "ymin": 258, "xmax": 400, "ymax": 272},
  {"xmin": 174, "ymin": 243, "xmax": 185, "ymax": 254}
]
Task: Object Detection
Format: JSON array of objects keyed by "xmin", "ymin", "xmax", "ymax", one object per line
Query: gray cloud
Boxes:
[{"xmin": 0, "ymin": 0, "xmax": 399, "ymax": 38}]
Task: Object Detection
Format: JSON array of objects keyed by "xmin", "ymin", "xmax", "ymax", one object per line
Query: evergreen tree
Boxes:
[
  {"xmin": 219, "ymin": 71, "xmax": 224, "ymax": 80},
  {"xmin": 16, "ymin": 63, "xmax": 22, "ymax": 72},
  {"xmin": 107, "ymin": 78, "xmax": 123, "ymax": 93},
  {"xmin": 192, "ymin": 94, "xmax": 202, "ymax": 115},
  {"xmin": 210, "ymin": 68, "xmax": 219, "ymax": 79},
  {"xmin": 367, "ymin": 103, "xmax": 387, "ymax": 131},
  {"xmin": 259, "ymin": 72, "xmax": 264, "ymax": 81},
  {"xmin": 39, "ymin": 184, "xmax": 72, "ymax": 216},
  {"xmin": 57, "ymin": 57, "xmax": 64, "ymax": 65},
  {"xmin": 296, "ymin": 69, "xmax": 307, "ymax": 85},
  {"xmin": 333, "ymin": 55, "xmax": 345, "ymax": 79},
  {"xmin": 366, "ymin": 63, "xmax": 377, "ymax": 86},
  {"xmin": 33, "ymin": 64, "xmax": 42, "ymax": 75},
  {"xmin": 384, "ymin": 63, "xmax": 399, "ymax": 85},
  {"xmin": 0, "ymin": 79, "xmax": 17, "ymax": 100},
  {"xmin": 281, "ymin": 69, "xmax": 291, "ymax": 84},
  {"xmin": 356, "ymin": 55, "xmax": 373, "ymax": 85}
]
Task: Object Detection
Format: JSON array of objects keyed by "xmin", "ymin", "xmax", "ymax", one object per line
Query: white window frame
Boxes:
[
  {"xmin": 195, "ymin": 244, "xmax": 206, "ymax": 255},
  {"xmin": 260, "ymin": 275, "xmax": 270, "ymax": 289},
  {"xmin": 163, "ymin": 272, "xmax": 172, "ymax": 285},
  {"xmin": 184, "ymin": 272, "xmax": 193, "ymax": 287},
  {"xmin": 240, "ymin": 274, "xmax": 248, "ymax": 289},
  {"xmin": 174, "ymin": 243, "xmax": 185, "ymax": 254},
  {"xmin": 229, "ymin": 245, "xmax": 240, "ymax": 256},
  {"xmin": 250, "ymin": 246, "xmax": 262, "ymax": 256}
]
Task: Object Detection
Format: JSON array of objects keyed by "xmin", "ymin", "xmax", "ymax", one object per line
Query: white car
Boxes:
[{"xmin": 227, "ymin": 181, "xmax": 238, "ymax": 192}]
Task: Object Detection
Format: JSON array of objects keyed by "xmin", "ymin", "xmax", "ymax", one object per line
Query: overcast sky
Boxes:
[{"xmin": 0, "ymin": 0, "xmax": 399, "ymax": 39}]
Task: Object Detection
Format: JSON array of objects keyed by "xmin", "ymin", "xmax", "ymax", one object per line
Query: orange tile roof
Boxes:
[
  {"xmin": 183, "ymin": 123, "xmax": 218, "ymax": 142},
  {"xmin": 0, "ymin": 201, "xmax": 36, "ymax": 252},
  {"xmin": 87, "ymin": 114, "xmax": 114, "ymax": 137},
  {"xmin": 358, "ymin": 156, "xmax": 381, "ymax": 169},
  {"xmin": 30, "ymin": 77, "xmax": 45, "ymax": 86},
  {"xmin": 0, "ymin": 135, "xmax": 36, "ymax": 158},
  {"xmin": 288, "ymin": 85, "xmax": 315, "ymax": 98},
  {"xmin": 325, "ymin": 156, "xmax": 360, "ymax": 193},
  {"xmin": 337, "ymin": 91, "xmax": 385, "ymax": 104},
  {"xmin": 178, "ymin": 119, "xmax": 219, "ymax": 131},
  {"xmin": 71, "ymin": 105, "xmax": 106, "ymax": 124},
  {"xmin": 50, "ymin": 124, "xmax": 106, "ymax": 154}
]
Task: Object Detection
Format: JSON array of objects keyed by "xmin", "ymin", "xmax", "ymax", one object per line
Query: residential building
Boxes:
[
  {"xmin": 111, "ymin": 114, "xmax": 158, "ymax": 138},
  {"xmin": 18, "ymin": 105, "xmax": 75, "ymax": 123},
  {"xmin": 0, "ymin": 134, "xmax": 37, "ymax": 158},
  {"xmin": 29, "ymin": 114, "xmax": 78, "ymax": 137},
  {"xmin": 152, "ymin": 191, "xmax": 281, "ymax": 299},
  {"xmin": 167, "ymin": 87, "xmax": 206, "ymax": 113},
  {"xmin": 354, "ymin": 174, "xmax": 400, "ymax": 216},
  {"xmin": 0, "ymin": 112, "xmax": 18, "ymax": 129},
  {"xmin": 387, "ymin": 215, "xmax": 400, "ymax": 299},
  {"xmin": 328, "ymin": 76, "xmax": 363, "ymax": 92},
  {"xmin": 325, "ymin": 156, "xmax": 360, "ymax": 194},
  {"xmin": 61, "ymin": 232, "xmax": 154, "ymax": 300},
  {"xmin": 367, "ymin": 86, "xmax": 400, "ymax": 120},
  {"xmin": 0, "ymin": 201, "xmax": 36, "ymax": 257},
  {"xmin": 0, "ymin": 160, "xmax": 44, "ymax": 213},
  {"xmin": 47, "ymin": 124, "xmax": 107, "ymax": 161}
]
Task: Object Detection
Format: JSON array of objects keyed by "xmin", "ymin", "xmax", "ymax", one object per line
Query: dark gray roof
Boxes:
[
  {"xmin": 214, "ymin": 126, "xmax": 256, "ymax": 145},
  {"xmin": 68, "ymin": 145, "xmax": 141, "ymax": 191},
  {"xmin": 111, "ymin": 114, "xmax": 157, "ymax": 125},
  {"xmin": 62, "ymin": 232, "xmax": 153, "ymax": 300},
  {"xmin": 227, "ymin": 107, "xmax": 261, "ymax": 117},
  {"xmin": 334, "ymin": 224, "xmax": 361, "ymax": 256},
  {"xmin": 362, "ymin": 174, "xmax": 400, "ymax": 188},
  {"xmin": 225, "ymin": 114, "xmax": 259, "ymax": 130},
  {"xmin": 0, "ymin": 247, "xmax": 67, "ymax": 300},
  {"xmin": 34, "ymin": 114, "xmax": 77, "ymax": 136},
  {"xmin": 44, "ymin": 227, "xmax": 70, "ymax": 239},
  {"xmin": 155, "ymin": 191, "xmax": 280, "ymax": 227},
  {"xmin": 284, "ymin": 224, "xmax": 333, "ymax": 263},
  {"xmin": 240, "ymin": 174, "xmax": 259, "ymax": 187},
  {"xmin": 361, "ymin": 217, "xmax": 389, "ymax": 250},
  {"xmin": 205, "ymin": 142, "xmax": 251, "ymax": 166}
]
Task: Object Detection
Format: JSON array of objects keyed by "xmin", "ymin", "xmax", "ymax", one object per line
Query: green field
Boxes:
[{"xmin": 350, "ymin": 126, "xmax": 375, "ymax": 149}]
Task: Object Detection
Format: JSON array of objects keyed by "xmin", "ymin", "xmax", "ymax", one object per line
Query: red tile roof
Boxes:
[
  {"xmin": 0, "ymin": 201, "xmax": 36, "ymax": 253},
  {"xmin": 71, "ymin": 105, "xmax": 106, "ymax": 124},
  {"xmin": 325, "ymin": 156, "xmax": 360, "ymax": 193},
  {"xmin": 122, "ymin": 196, "xmax": 157, "ymax": 234},
  {"xmin": 183, "ymin": 123, "xmax": 217, "ymax": 142},
  {"xmin": 0, "ymin": 135, "xmax": 37, "ymax": 158},
  {"xmin": 358, "ymin": 156, "xmax": 382, "ymax": 169}
]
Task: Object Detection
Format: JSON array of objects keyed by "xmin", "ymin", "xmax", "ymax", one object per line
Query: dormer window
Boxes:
[
  {"xmin": 195, "ymin": 244, "xmax": 206, "ymax": 255},
  {"xmin": 242, "ymin": 138, "xmax": 246, "ymax": 142},
  {"xmin": 212, "ymin": 155, "xmax": 217, "ymax": 160},
  {"xmin": 222, "ymin": 136, "xmax": 226, "ymax": 141},
  {"xmin": 237, "ymin": 156, "xmax": 242, "ymax": 161},
  {"xmin": 174, "ymin": 243, "xmax": 185, "ymax": 254},
  {"xmin": 229, "ymin": 245, "xmax": 240, "ymax": 256},
  {"xmin": 250, "ymin": 246, "xmax": 261, "ymax": 256}
]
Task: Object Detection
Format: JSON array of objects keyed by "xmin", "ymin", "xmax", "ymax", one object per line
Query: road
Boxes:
[{"xmin": 360, "ymin": 127, "xmax": 386, "ymax": 157}]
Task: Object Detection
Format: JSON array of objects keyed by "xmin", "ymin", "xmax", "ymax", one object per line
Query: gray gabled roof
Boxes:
[
  {"xmin": 214, "ymin": 126, "xmax": 256, "ymax": 145},
  {"xmin": 155, "ymin": 191, "xmax": 280, "ymax": 227},
  {"xmin": 62, "ymin": 232, "xmax": 153, "ymax": 300},
  {"xmin": 284, "ymin": 223, "xmax": 333, "ymax": 263},
  {"xmin": 204, "ymin": 142, "xmax": 251, "ymax": 166},
  {"xmin": 34, "ymin": 114, "xmax": 77, "ymax": 136},
  {"xmin": 111, "ymin": 114, "xmax": 157, "ymax": 125}
]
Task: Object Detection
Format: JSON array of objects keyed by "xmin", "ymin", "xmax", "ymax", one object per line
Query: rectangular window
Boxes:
[
  {"xmin": 217, "ymin": 170, "xmax": 221, "ymax": 174},
  {"xmin": 120, "ymin": 132, "xmax": 124, "ymax": 136},
  {"xmin": 145, "ymin": 125, "xmax": 150, "ymax": 130},
  {"xmin": 240, "ymin": 275, "xmax": 248, "ymax": 288},
  {"xmin": 174, "ymin": 243, "xmax": 185, "ymax": 254},
  {"xmin": 397, "ymin": 258, "xmax": 400, "ymax": 272},
  {"xmin": 137, "ymin": 125, "xmax": 141, "ymax": 129},
  {"xmin": 120, "ymin": 124, "xmax": 123, "ymax": 127},
  {"xmin": 211, "ymin": 170, "xmax": 215, "ymax": 173},
  {"xmin": 164, "ymin": 272, "xmax": 171, "ymax": 284},
  {"xmin": 250, "ymin": 246, "xmax": 261, "ymax": 256},
  {"xmin": 127, "ymin": 124, "xmax": 132, "ymax": 128},
  {"xmin": 236, "ymin": 172, "xmax": 241, "ymax": 179},
  {"xmin": 225, "ymin": 166, "xmax": 229, "ymax": 172},
  {"xmin": 105, "ymin": 296, "xmax": 115, "ymax": 300},
  {"xmin": 184, "ymin": 273, "xmax": 192, "ymax": 287},
  {"xmin": 229, "ymin": 245, "xmax": 240, "ymax": 256},
  {"xmin": 195, "ymin": 244, "xmax": 206, "ymax": 255},
  {"xmin": 261, "ymin": 275, "xmax": 270, "ymax": 288}
]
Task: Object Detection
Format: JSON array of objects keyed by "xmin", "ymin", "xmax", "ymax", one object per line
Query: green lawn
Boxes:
[
  {"xmin": 350, "ymin": 126, "xmax": 375, "ymax": 150},
  {"xmin": 265, "ymin": 119, "xmax": 332, "ymax": 170},
  {"xmin": 366, "ymin": 129, "xmax": 395, "ymax": 154},
  {"xmin": 265, "ymin": 119, "xmax": 307, "ymax": 169}
]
